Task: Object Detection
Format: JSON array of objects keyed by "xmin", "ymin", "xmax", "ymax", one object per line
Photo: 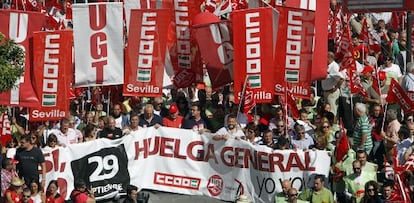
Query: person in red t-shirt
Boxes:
[
  {"xmin": 21, "ymin": 188, "xmax": 34, "ymax": 203},
  {"xmin": 45, "ymin": 180, "xmax": 64, "ymax": 203},
  {"xmin": 352, "ymin": 33, "xmax": 369, "ymax": 65},
  {"xmin": 69, "ymin": 179, "xmax": 95, "ymax": 203},
  {"xmin": 4, "ymin": 177, "xmax": 24, "ymax": 203},
  {"xmin": 162, "ymin": 104, "xmax": 184, "ymax": 128}
]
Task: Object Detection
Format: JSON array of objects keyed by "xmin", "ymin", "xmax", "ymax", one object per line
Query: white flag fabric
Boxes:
[{"xmin": 73, "ymin": 2, "xmax": 124, "ymax": 87}]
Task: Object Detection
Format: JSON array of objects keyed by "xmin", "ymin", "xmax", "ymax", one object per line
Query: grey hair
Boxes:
[
  {"xmin": 407, "ymin": 62, "xmax": 414, "ymax": 73},
  {"xmin": 355, "ymin": 103, "xmax": 367, "ymax": 114}
]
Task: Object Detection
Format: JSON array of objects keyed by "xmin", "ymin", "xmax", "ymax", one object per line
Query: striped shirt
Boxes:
[{"xmin": 353, "ymin": 114, "xmax": 373, "ymax": 152}]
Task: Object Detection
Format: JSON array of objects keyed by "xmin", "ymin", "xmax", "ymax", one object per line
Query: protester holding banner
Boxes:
[
  {"xmin": 99, "ymin": 116, "xmax": 123, "ymax": 140},
  {"xmin": 162, "ymin": 104, "xmax": 184, "ymax": 128},
  {"xmin": 49, "ymin": 119, "xmax": 80, "ymax": 147},
  {"xmin": 138, "ymin": 103, "xmax": 162, "ymax": 128},
  {"xmin": 182, "ymin": 102, "xmax": 209, "ymax": 133},
  {"xmin": 212, "ymin": 114, "xmax": 244, "ymax": 141}
]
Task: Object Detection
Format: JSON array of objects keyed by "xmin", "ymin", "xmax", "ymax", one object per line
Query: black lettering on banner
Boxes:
[
  {"xmin": 256, "ymin": 176, "xmax": 276, "ymax": 197},
  {"xmin": 71, "ymin": 144, "xmax": 130, "ymax": 199}
]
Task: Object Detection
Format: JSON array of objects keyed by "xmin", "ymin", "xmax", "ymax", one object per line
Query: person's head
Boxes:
[
  {"xmin": 83, "ymin": 124, "xmax": 97, "ymax": 141},
  {"xmin": 20, "ymin": 134, "xmax": 33, "ymax": 150},
  {"xmin": 287, "ymin": 188, "xmax": 299, "ymax": 203},
  {"xmin": 319, "ymin": 121, "xmax": 331, "ymax": 133},
  {"xmin": 130, "ymin": 112, "xmax": 139, "ymax": 129},
  {"xmin": 275, "ymin": 107, "xmax": 284, "ymax": 119},
  {"xmin": 153, "ymin": 97, "xmax": 163, "ymax": 111},
  {"xmin": 382, "ymin": 182, "xmax": 394, "ymax": 198},
  {"xmin": 352, "ymin": 33, "xmax": 360, "ymax": 46},
  {"xmin": 107, "ymin": 116, "xmax": 116, "ymax": 130},
  {"xmin": 365, "ymin": 180, "xmax": 379, "ymax": 197},
  {"xmin": 386, "ymin": 109, "xmax": 398, "ymax": 122},
  {"xmin": 60, "ymin": 118, "xmax": 70, "ymax": 134},
  {"xmin": 299, "ymin": 109, "xmax": 308, "ymax": 121},
  {"xmin": 126, "ymin": 184, "xmax": 139, "ymax": 201},
  {"xmin": 277, "ymin": 136, "xmax": 289, "ymax": 150},
  {"xmin": 74, "ymin": 179, "xmax": 87, "ymax": 191},
  {"xmin": 98, "ymin": 116, "xmax": 107, "ymax": 129},
  {"xmin": 47, "ymin": 180, "xmax": 59, "ymax": 195},
  {"xmin": 245, "ymin": 122, "xmax": 259, "ymax": 140},
  {"xmin": 169, "ymin": 104, "xmax": 179, "ymax": 118},
  {"xmin": 399, "ymin": 30, "xmax": 407, "ymax": 47},
  {"xmin": 313, "ymin": 174, "xmax": 325, "ymax": 192},
  {"xmin": 22, "ymin": 188, "xmax": 32, "ymax": 202},
  {"xmin": 398, "ymin": 125, "xmax": 411, "ymax": 140},
  {"xmin": 112, "ymin": 104, "xmax": 122, "ymax": 116},
  {"xmin": 384, "ymin": 56, "xmax": 394, "ymax": 67},
  {"xmin": 9, "ymin": 177, "xmax": 24, "ymax": 191},
  {"xmin": 327, "ymin": 51, "xmax": 335, "ymax": 64},
  {"xmin": 323, "ymin": 102, "xmax": 331, "ymax": 113},
  {"xmin": 281, "ymin": 179, "xmax": 292, "ymax": 194},
  {"xmin": 275, "ymin": 119, "xmax": 286, "ymax": 133},
  {"xmin": 371, "ymin": 103, "xmax": 382, "ymax": 117},
  {"xmin": 29, "ymin": 179, "xmax": 42, "ymax": 193},
  {"xmin": 315, "ymin": 135, "xmax": 328, "ymax": 150},
  {"xmin": 354, "ymin": 103, "xmax": 367, "ymax": 117},
  {"xmin": 85, "ymin": 112, "xmax": 93, "ymax": 124},
  {"xmin": 68, "ymin": 115, "xmax": 77, "ymax": 129},
  {"xmin": 47, "ymin": 133, "xmax": 58, "ymax": 148},
  {"xmin": 361, "ymin": 65, "xmax": 374, "ymax": 78},
  {"xmin": 144, "ymin": 102, "xmax": 154, "ymax": 118},
  {"xmin": 405, "ymin": 113, "xmax": 414, "ymax": 124},
  {"xmin": 190, "ymin": 102, "xmax": 202, "ymax": 118},
  {"xmin": 294, "ymin": 124, "xmax": 306, "ymax": 139},
  {"xmin": 263, "ymin": 130, "xmax": 274, "ymax": 144},
  {"xmin": 2, "ymin": 158, "xmax": 16, "ymax": 171},
  {"xmin": 356, "ymin": 150, "xmax": 367, "ymax": 167},
  {"xmin": 227, "ymin": 114, "xmax": 238, "ymax": 130},
  {"xmin": 352, "ymin": 160, "xmax": 362, "ymax": 176}
]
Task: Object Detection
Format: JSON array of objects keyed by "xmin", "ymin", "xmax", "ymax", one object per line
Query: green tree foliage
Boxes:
[{"xmin": 0, "ymin": 32, "xmax": 25, "ymax": 92}]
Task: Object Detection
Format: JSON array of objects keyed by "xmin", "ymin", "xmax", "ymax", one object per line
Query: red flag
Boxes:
[
  {"xmin": 29, "ymin": 30, "xmax": 73, "ymax": 122},
  {"xmin": 386, "ymin": 79, "xmax": 414, "ymax": 112},
  {"xmin": 359, "ymin": 18, "xmax": 369, "ymax": 45},
  {"xmin": 286, "ymin": 91, "xmax": 299, "ymax": 119},
  {"xmin": 232, "ymin": 7, "xmax": 277, "ymax": 104},
  {"xmin": 349, "ymin": 68, "xmax": 368, "ymax": 97},
  {"xmin": 273, "ymin": 6, "xmax": 314, "ymax": 99},
  {"xmin": 0, "ymin": 10, "xmax": 44, "ymax": 107},
  {"xmin": 123, "ymin": 9, "xmax": 171, "ymax": 97},
  {"xmin": 402, "ymin": 152, "xmax": 414, "ymax": 171},
  {"xmin": 169, "ymin": 0, "xmax": 204, "ymax": 88},
  {"xmin": 390, "ymin": 12, "xmax": 400, "ymax": 30},
  {"xmin": 359, "ymin": 18, "xmax": 381, "ymax": 53},
  {"xmin": 337, "ymin": 23, "xmax": 356, "ymax": 71},
  {"xmin": 335, "ymin": 119, "xmax": 350, "ymax": 162},
  {"xmin": 192, "ymin": 19, "xmax": 233, "ymax": 89},
  {"xmin": 0, "ymin": 113, "xmax": 12, "ymax": 146},
  {"xmin": 395, "ymin": 173, "xmax": 411, "ymax": 203},
  {"xmin": 243, "ymin": 80, "xmax": 256, "ymax": 114}
]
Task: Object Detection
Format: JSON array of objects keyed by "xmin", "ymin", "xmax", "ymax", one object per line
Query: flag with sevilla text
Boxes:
[
  {"xmin": 123, "ymin": 9, "xmax": 171, "ymax": 97},
  {"xmin": 29, "ymin": 31, "xmax": 73, "ymax": 122},
  {"xmin": 284, "ymin": 0, "xmax": 329, "ymax": 81},
  {"xmin": 0, "ymin": 10, "xmax": 44, "ymax": 107},
  {"xmin": 233, "ymin": 7, "xmax": 277, "ymax": 104},
  {"xmin": 193, "ymin": 20, "xmax": 234, "ymax": 89},
  {"xmin": 386, "ymin": 79, "xmax": 414, "ymax": 112},
  {"xmin": 73, "ymin": 2, "xmax": 124, "ymax": 87},
  {"xmin": 274, "ymin": 6, "xmax": 314, "ymax": 99}
]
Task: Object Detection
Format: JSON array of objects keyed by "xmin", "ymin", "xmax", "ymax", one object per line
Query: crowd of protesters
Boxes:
[{"xmin": 1, "ymin": 0, "xmax": 414, "ymax": 203}]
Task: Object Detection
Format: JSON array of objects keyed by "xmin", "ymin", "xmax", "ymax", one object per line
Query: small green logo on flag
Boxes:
[
  {"xmin": 42, "ymin": 94, "xmax": 56, "ymax": 106},
  {"xmin": 248, "ymin": 75, "xmax": 261, "ymax": 88},
  {"xmin": 137, "ymin": 69, "xmax": 151, "ymax": 82}
]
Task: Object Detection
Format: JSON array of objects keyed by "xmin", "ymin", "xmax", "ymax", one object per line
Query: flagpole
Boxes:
[
  {"xmin": 284, "ymin": 82, "xmax": 289, "ymax": 135},
  {"xmin": 237, "ymin": 76, "xmax": 249, "ymax": 121},
  {"xmin": 380, "ymin": 103, "xmax": 388, "ymax": 133},
  {"xmin": 107, "ymin": 89, "xmax": 111, "ymax": 116}
]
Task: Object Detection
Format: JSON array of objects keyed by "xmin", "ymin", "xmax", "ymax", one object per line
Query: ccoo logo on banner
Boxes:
[
  {"xmin": 29, "ymin": 31, "xmax": 73, "ymax": 121},
  {"xmin": 0, "ymin": 10, "xmax": 44, "ymax": 107}
]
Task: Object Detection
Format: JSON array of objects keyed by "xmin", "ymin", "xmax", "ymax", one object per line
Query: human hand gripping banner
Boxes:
[
  {"xmin": 72, "ymin": 2, "xmax": 124, "ymax": 87},
  {"xmin": 42, "ymin": 127, "xmax": 331, "ymax": 202}
]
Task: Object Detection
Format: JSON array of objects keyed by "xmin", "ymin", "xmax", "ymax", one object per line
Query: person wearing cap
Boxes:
[
  {"xmin": 360, "ymin": 65, "xmax": 384, "ymax": 106},
  {"xmin": 162, "ymin": 104, "xmax": 184, "ymax": 128},
  {"xmin": 379, "ymin": 56, "xmax": 402, "ymax": 85},
  {"xmin": 1, "ymin": 158, "xmax": 18, "ymax": 198},
  {"xmin": 4, "ymin": 177, "xmax": 24, "ymax": 203},
  {"xmin": 401, "ymin": 62, "xmax": 414, "ymax": 92}
]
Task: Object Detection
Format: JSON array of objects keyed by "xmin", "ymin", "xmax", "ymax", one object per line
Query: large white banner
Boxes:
[
  {"xmin": 43, "ymin": 127, "xmax": 330, "ymax": 203},
  {"xmin": 72, "ymin": 2, "xmax": 124, "ymax": 87}
]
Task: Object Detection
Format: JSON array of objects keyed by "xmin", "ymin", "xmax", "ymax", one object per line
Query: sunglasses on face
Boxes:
[{"xmin": 288, "ymin": 193, "xmax": 298, "ymax": 197}]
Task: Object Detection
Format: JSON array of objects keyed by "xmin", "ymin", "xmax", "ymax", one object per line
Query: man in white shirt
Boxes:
[
  {"xmin": 50, "ymin": 118, "xmax": 80, "ymax": 146},
  {"xmin": 380, "ymin": 56, "xmax": 402, "ymax": 85},
  {"xmin": 402, "ymin": 62, "xmax": 414, "ymax": 92},
  {"xmin": 322, "ymin": 52, "xmax": 344, "ymax": 117},
  {"xmin": 213, "ymin": 114, "xmax": 245, "ymax": 140}
]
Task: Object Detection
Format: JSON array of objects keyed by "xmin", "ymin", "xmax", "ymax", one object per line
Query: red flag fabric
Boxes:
[
  {"xmin": 349, "ymin": 68, "xmax": 368, "ymax": 97},
  {"xmin": 273, "ymin": 6, "xmax": 315, "ymax": 98},
  {"xmin": 390, "ymin": 12, "xmax": 400, "ymax": 30},
  {"xmin": 386, "ymin": 79, "xmax": 414, "ymax": 112},
  {"xmin": 0, "ymin": 113, "xmax": 12, "ymax": 146},
  {"xmin": 335, "ymin": 119, "xmax": 350, "ymax": 162},
  {"xmin": 192, "ymin": 20, "xmax": 233, "ymax": 89},
  {"xmin": 286, "ymin": 91, "xmax": 299, "ymax": 119},
  {"xmin": 359, "ymin": 18, "xmax": 369, "ymax": 45},
  {"xmin": 29, "ymin": 30, "xmax": 73, "ymax": 122},
  {"xmin": 169, "ymin": 0, "xmax": 204, "ymax": 88},
  {"xmin": 0, "ymin": 10, "xmax": 44, "ymax": 107},
  {"xmin": 284, "ymin": 0, "xmax": 329, "ymax": 81},
  {"xmin": 232, "ymin": 7, "xmax": 276, "ymax": 104},
  {"xmin": 123, "ymin": 9, "xmax": 171, "ymax": 97},
  {"xmin": 243, "ymin": 80, "xmax": 256, "ymax": 114}
]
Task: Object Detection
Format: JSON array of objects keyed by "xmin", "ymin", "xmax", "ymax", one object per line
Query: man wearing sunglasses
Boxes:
[
  {"xmin": 344, "ymin": 160, "xmax": 375, "ymax": 203},
  {"xmin": 287, "ymin": 188, "xmax": 308, "ymax": 203}
]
